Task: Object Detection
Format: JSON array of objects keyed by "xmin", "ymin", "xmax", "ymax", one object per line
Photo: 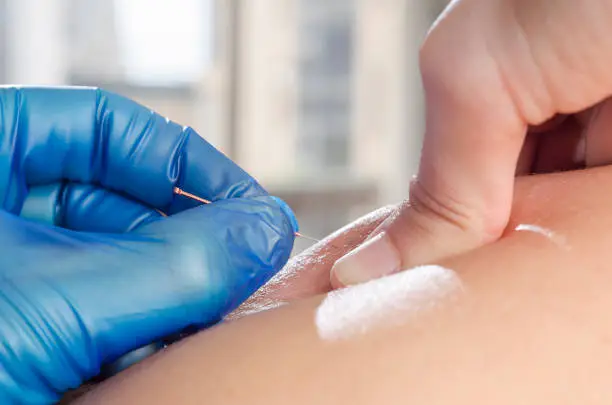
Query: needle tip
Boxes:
[{"xmin": 295, "ymin": 232, "xmax": 321, "ymax": 243}]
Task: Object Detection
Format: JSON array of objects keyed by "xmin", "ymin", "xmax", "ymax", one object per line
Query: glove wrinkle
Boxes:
[{"xmin": 92, "ymin": 88, "xmax": 111, "ymax": 187}]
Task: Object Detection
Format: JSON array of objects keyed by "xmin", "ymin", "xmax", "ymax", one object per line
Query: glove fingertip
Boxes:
[{"xmin": 269, "ymin": 196, "xmax": 299, "ymax": 233}]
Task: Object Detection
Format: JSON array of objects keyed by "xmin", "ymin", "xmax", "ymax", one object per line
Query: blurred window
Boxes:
[
  {"xmin": 0, "ymin": 0, "xmax": 6, "ymax": 82},
  {"xmin": 297, "ymin": 0, "xmax": 354, "ymax": 172},
  {"xmin": 67, "ymin": 0, "xmax": 214, "ymax": 86}
]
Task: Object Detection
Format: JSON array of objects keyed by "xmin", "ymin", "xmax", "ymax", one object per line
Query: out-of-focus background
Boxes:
[{"xmin": 0, "ymin": 0, "xmax": 449, "ymax": 253}]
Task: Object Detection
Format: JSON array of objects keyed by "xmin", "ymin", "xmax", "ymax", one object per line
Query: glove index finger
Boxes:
[
  {"xmin": 97, "ymin": 89, "xmax": 268, "ymax": 212},
  {"xmin": 0, "ymin": 86, "xmax": 266, "ymax": 214},
  {"xmin": 165, "ymin": 127, "xmax": 268, "ymax": 215}
]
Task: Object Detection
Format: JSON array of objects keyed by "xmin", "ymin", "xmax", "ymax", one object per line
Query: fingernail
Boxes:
[
  {"xmin": 331, "ymin": 232, "xmax": 401, "ymax": 287},
  {"xmin": 19, "ymin": 184, "xmax": 63, "ymax": 225},
  {"xmin": 270, "ymin": 196, "xmax": 299, "ymax": 233},
  {"xmin": 364, "ymin": 208, "xmax": 397, "ymax": 241},
  {"xmin": 99, "ymin": 342, "xmax": 165, "ymax": 379}
]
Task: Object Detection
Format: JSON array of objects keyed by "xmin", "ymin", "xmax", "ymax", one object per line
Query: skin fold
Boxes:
[
  {"xmin": 67, "ymin": 164, "xmax": 612, "ymax": 404},
  {"xmin": 227, "ymin": 204, "xmax": 396, "ymax": 319}
]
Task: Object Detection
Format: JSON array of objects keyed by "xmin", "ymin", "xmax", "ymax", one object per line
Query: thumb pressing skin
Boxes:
[
  {"xmin": 133, "ymin": 195, "xmax": 298, "ymax": 320},
  {"xmin": 330, "ymin": 1, "xmax": 523, "ymax": 287},
  {"xmin": 59, "ymin": 195, "xmax": 298, "ymax": 374},
  {"xmin": 330, "ymin": 0, "xmax": 612, "ymax": 286},
  {"xmin": 330, "ymin": 179, "xmax": 499, "ymax": 288}
]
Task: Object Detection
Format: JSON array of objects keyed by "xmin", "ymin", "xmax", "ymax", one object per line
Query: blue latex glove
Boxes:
[{"xmin": 0, "ymin": 86, "xmax": 297, "ymax": 404}]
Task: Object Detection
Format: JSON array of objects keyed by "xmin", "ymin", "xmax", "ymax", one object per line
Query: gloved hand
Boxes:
[{"xmin": 0, "ymin": 86, "xmax": 297, "ymax": 404}]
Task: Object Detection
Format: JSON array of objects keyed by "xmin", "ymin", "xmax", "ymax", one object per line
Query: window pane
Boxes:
[
  {"xmin": 0, "ymin": 0, "xmax": 6, "ymax": 82},
  {"xmin": 66, "ymin": 0, "xmax": 214, "ymax": 85},
  {"xmin": 297, "ymin": 0, "xmax": 354, "ymax": 171},
  {"xmin": 113, "ymin": 0, "xmax": 213, "ymax": 84}
]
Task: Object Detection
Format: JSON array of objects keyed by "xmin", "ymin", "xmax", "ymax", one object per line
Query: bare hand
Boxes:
[{"xmin": 331, "ymin": 0, "xmax": 612, "ymax": 286}]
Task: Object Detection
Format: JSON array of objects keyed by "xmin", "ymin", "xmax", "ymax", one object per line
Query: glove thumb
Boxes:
[{"xmin": 90, "ymin": 195, "xmax": 297, "ymax": 363}]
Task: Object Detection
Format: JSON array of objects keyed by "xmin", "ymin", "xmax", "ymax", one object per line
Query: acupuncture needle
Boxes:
[{"xmin": 172, "ymin": 187, "xmax": 321, "ymax": 243}]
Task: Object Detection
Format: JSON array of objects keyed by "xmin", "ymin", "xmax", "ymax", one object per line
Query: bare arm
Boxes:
[{"xmin": 78, "ymin": 166, "xmax": 612, "ymax": 404}]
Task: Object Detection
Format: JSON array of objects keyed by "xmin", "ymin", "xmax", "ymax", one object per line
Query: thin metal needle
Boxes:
[
  {"xmin": 173, "ymin": 187, "xmax": 211, "ymax": 204},
  {"xmin": 294, "ymin": 232, "xmax": 321, "ymax": 243},
  {"xmin": 172, "ymin": 187, "xmax": 320, "ymax": 243}
]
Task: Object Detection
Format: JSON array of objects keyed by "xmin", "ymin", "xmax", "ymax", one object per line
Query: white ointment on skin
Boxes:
[
  {"xmin": 315, "ymin": 265, "xmax": 463, "ymax": 341},
  {"xmin": 514, "ymin": 224, "xmax": 570, "ymax": 250}
]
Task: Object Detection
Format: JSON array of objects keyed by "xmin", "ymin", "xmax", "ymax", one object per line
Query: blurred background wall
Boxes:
[{"xmin": 0, "ymin": 0, "xmax": 449, "ymax": 254}]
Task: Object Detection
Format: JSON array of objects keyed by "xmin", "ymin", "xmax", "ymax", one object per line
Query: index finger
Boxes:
[{"xmin": 0, "ymin": 86, "xmax": 266, "ymax": 214}]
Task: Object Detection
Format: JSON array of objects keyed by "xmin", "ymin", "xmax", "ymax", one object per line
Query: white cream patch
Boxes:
[
  {"xmin": 315, "ymin": 265, "xmax": 463, "ymax": 341},
  {"xmin": 515, "ymin": 224, "xmax": 554, "ymax": 238},
  {"xmin": 514, "ymin": 224, "xmax": 569, "ymax": 249}
]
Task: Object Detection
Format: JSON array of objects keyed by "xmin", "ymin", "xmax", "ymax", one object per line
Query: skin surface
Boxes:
[{"xmin": 71, "ymin": 164, "xmax": 612, "ymax": 404}]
